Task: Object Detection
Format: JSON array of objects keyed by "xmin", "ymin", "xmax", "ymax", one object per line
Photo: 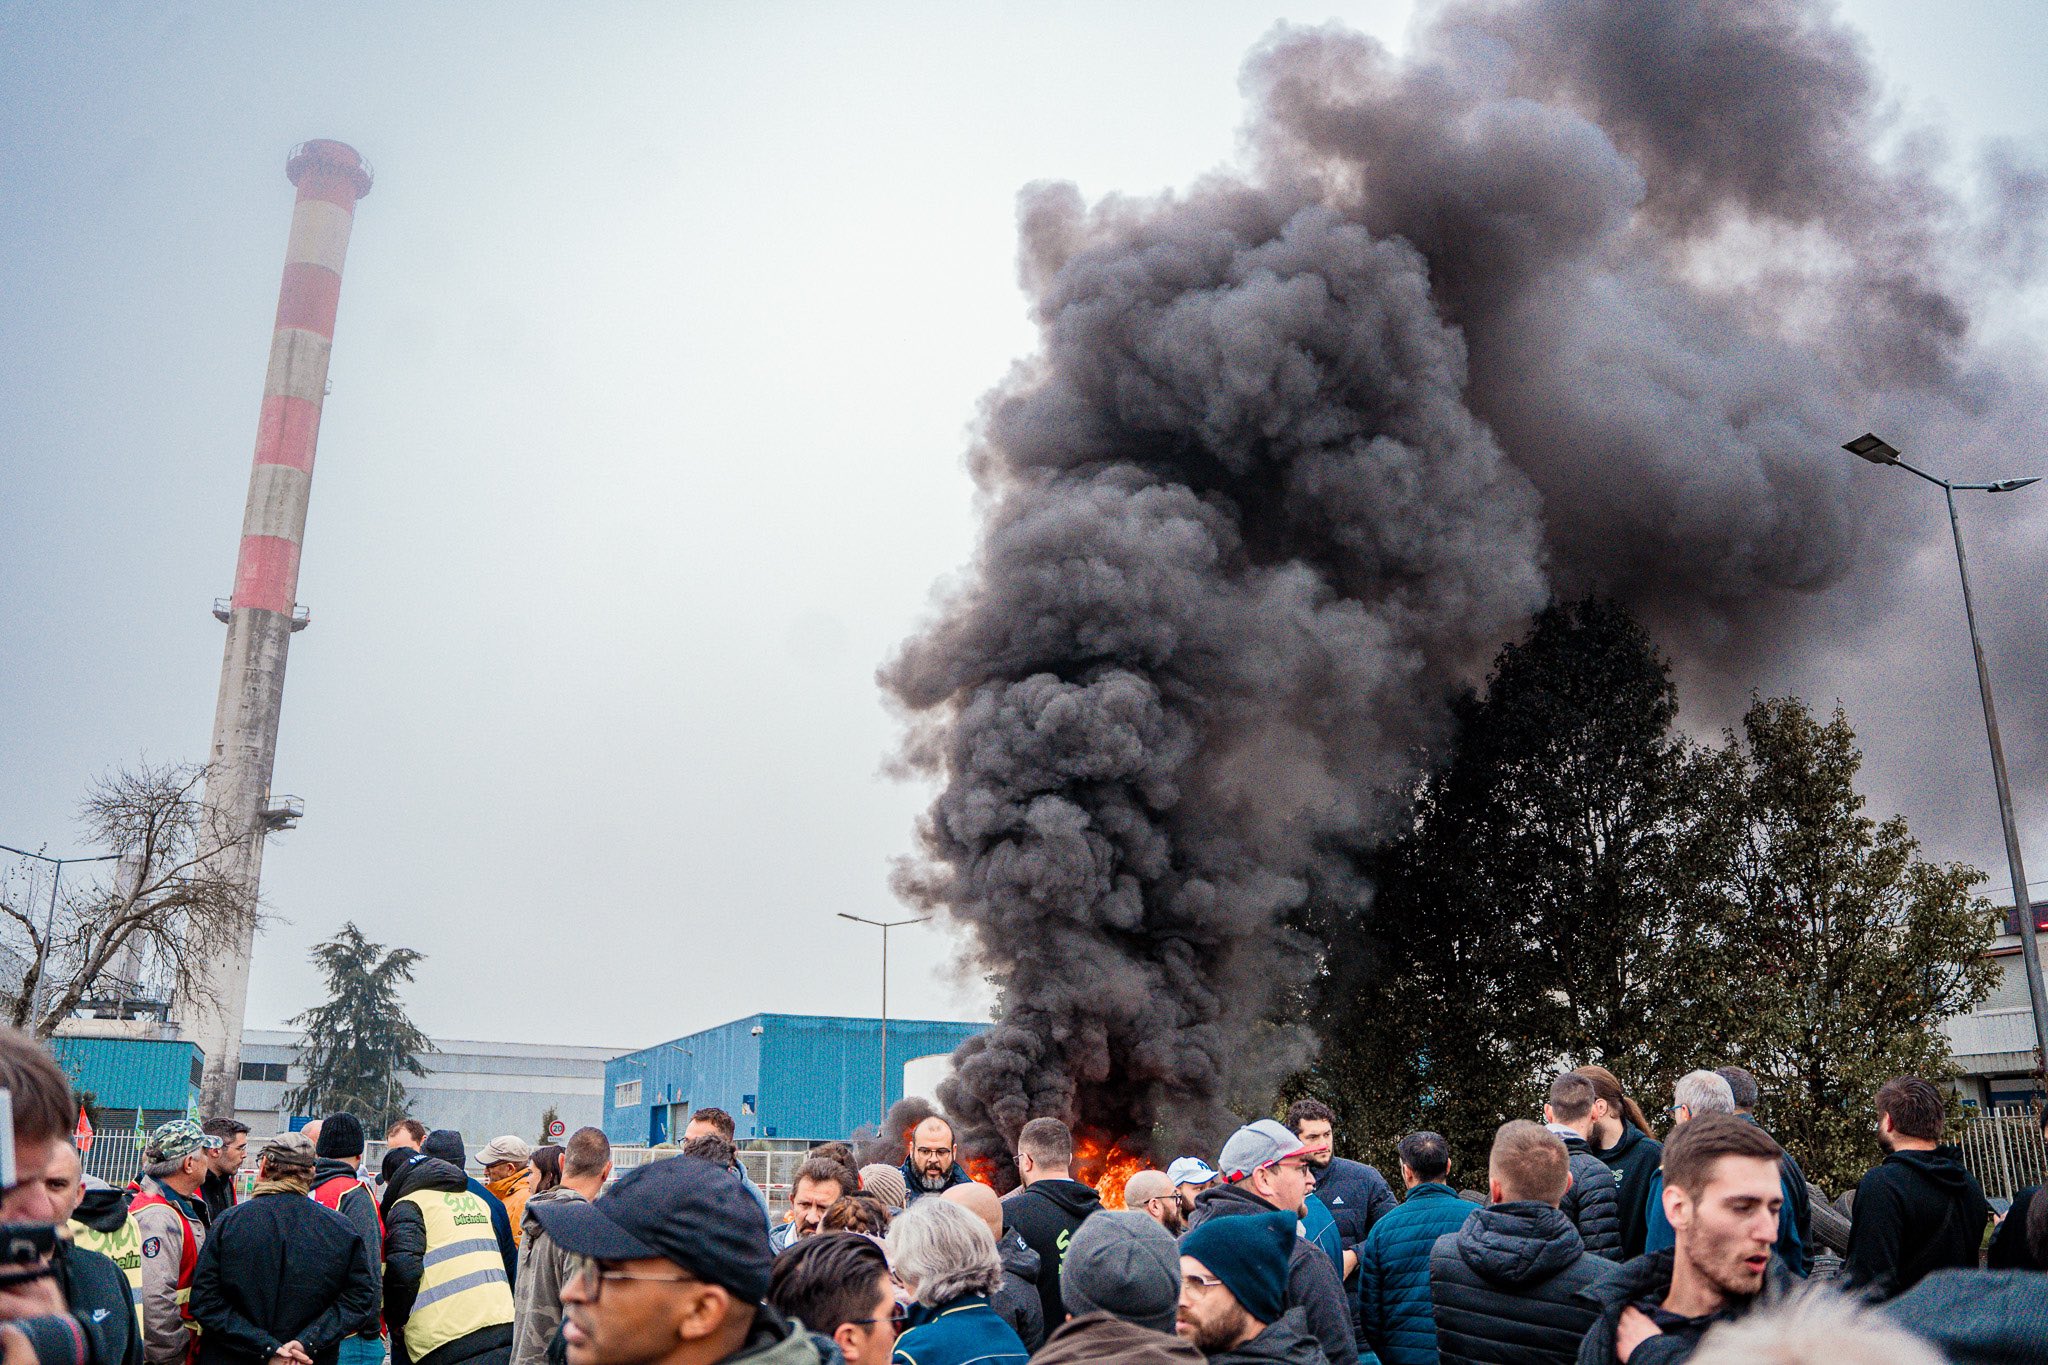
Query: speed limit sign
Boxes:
[{"xmin": 547, "ymin": 1119, "xmax": 566, "ymax": 1138}]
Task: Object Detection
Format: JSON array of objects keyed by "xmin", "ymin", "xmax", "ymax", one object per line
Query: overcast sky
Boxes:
[{"xmin": 4, "ymin": 2, "xmax": 2045, "ymax": 1052}]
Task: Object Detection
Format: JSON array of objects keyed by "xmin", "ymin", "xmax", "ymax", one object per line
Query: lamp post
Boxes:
[
  {"xmin": 0, "ymin": 842, "xmax": 121, "ymax": 1031},
  {"xmin": 1843, "ymin": 433, "xmax": 2046, "ymax": 1077},
  {"xmin": 838, "ymin": 912, "xmax": 930, "ymax": 1124}
]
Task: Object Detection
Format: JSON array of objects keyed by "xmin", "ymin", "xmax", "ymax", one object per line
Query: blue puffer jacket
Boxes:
[{"xmin": 1358, "ymin": 1183, "xmax": 1477, "ymax": 1365}]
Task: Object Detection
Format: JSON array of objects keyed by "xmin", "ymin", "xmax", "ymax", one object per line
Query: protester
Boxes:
[
  {"xmin": 539, "ymin": 1154, "xmax": 826, "ymax": 1365},
  {"xmin": 682, "ymin": 1109, "xmax": 771, "ymax": 1221},
  {"xmin": 1713, "ymin": 1066, "xmax": 1811, "ymax": 1276},
  {"xmin": 1122, "ymin": 1170, "xmax": 1183, "ymax": 1234},
  {"xmin": 384, "ymin": 1143, "xmax": 515, "ymax": 1365},
  {"xmin": 1883, "ymin": 1264, "xmax": 2048, "ymax": 1364},
  {"xmin": 134, "ymin": 1119, "xmax": 221, "ymax": 1365},
  {"xmin": 766, "ymin": 1232, "xmax": 901, "ymax": 1365},
  {"xmin": 820, "ymin": 1194, "xmax": 892, "ymax": 1237},
  {"xmin": 512, "ymin": 1127, "xmax": 610, "ymax": 1365},
  {"xmin": 941, "ymin": 1182, "xmax": 1042, "ymax": 1352},
  {"xmin": 1987, "ymin": 1105, "xmax": 2048, "ymax": 1271},
  {"xmin": 478, "ymin": 1137, "xmax": 537, "ymax": 1247},
  {"xmin": 899, "ymin": 1116, "xmax": 972, "ymax": 1205},
  {"xmin": 1356, "ymin": 1132, "xmax": 1473, "ymax": 1365},
  {"xmin": 808, "ymin": 1142, "xmax": 857, "ymax": 1173},
  {"xmin": 1165, "ymin": 1158, "xmax": 1219, "ymax": 1219},
  {"xmin": 0, "ymin": 1028, "xmax": 143, "ymax": 1365},
  {"xmin": 189, "ymin": 1131, "xmax": 377, "ymax": 1365},
  {"xmin": 421, "ymin": 1130, "xmax": 519, "ymax": 1286},
  {"xmin": 198, "ymin": 1119, "xmax": 249, "ymax": 1227},
  {"xmin": 1285, "ymin": 1100, "xmax": 1395, "ymax": 1270},
  {"xmin": 1574, "ymin": 1066, "xmax": 1664, "ymax": 1261},
  {"xmin": 1186, "ymin": 1120, "xmax": 1355, "ymax": 1364},
  {"xmin": 309, "ymin": 1115, "xmax": 384, "ymax": 1365},
  {"xmin": 772, "ymin": 1159, "xmax": 852, "ymax": 1254},
  {"xmin": 886, "ymin": 1196, "xmax": 1030, "ymax": 1365},
  {"xmin": 1177, "ymin": 1209, "xmax": 1321, "ymax": 1364},
  {"xmin": 1642, "ymin": 1071, "xmax": 1738, "ymax": 1256},
  {"xmin": 1540, "ymin": 1072, "xmax": 1623, "ymax": 1260},
  {"xmin": 1579, "ymin": 1114, "xmax": 1792, "ymax": 1365},
  {"xmin": 529, "ymin": 1147, "xmax": 563, "ymax": 1197},
  {"xmin": 992, "ymin": 1118, "xmax": 1099, "ymax": 1334},
  {"xmin": 387, "ymin": 1120, "xmax": 427, "ymax": 1153},
  {"xmin": 857, "ymin": 1164, "xmax": 908, "ymax": 1212},
  {"xmin": 1429, "ymin": 1121, "xmax": 1619, "ymax": 1365},
  {"xmin": 1689, "ymin": 1287, "xmax": 1945, "ymax": 1365},
  {"xmin": 1842, "ymin": 1076, "xmax": 1989, "ymax": 1300},
  {"xmin": 53, "ymin": 1141, "xmax": 145, "ymax": 1336},
  {"xmin": 1033, "ymin": 1210, "xmax": 1201, "ymax": 1365},
  {"xmin": 41, "ymin": 1137, "xmax": 143, "ymax": 1365}
]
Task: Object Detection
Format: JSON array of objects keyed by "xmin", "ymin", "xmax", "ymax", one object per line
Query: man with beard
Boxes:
[
  {"xmin": 899, "ymin": 1116, "xmax": 972, "ymax": 1204},
  {"xmin": 767, "ymin": 1160, "xmax": 849, "ymax": 1254},
  {"xmin": 999, "ymin": 1119, "xmax": 1102, "ymax": 1337},
  {"xmin": 1284, "ymin": 1101, "xmax": 1394, "ymax": 1277},
  {"xmin": 1843, "ymin": 1077, "xmax": 1989, "ymax": 1300},
  {"xmin": 1176, "ymin": 1210, "xmax": 1320, "ymax": 1364},
  {"xmin": 1124, "ymin": 1171, "xmax": 1184, "ymax": 1235},
  {"xmin": 1166, "ymin": 1160, "xmax": 1219, "ymax": 1221},
  {"xmin": 1580, "ymin": 1114, "xmax": 1793, "ymax": 1364}
]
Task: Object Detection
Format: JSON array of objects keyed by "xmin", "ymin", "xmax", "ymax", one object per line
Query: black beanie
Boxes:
[
  {"xmin": 316, "ymin": 1113, "xmax": 364, "ymax": 1158},
  {"xmin": 423, "ymin": 1129, "xmax": 466, "ymax": 1166},
  {"xmin": 380, "ymin": 1147, "xmax": 416, "ymax": 1185}
]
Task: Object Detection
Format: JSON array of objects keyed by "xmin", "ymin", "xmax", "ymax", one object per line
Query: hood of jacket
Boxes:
[
  {"xmin": 72, "ymin": 1185, "xmax": 131, "ymax": 1234},
  {"xmin": 728, "ymin": 1304, "xmax": 834, "ymax": 1364},
  {"xmin": 1188, "ymin": 1180, "xmax": 1283, "ymax": 1226},
  {"xmin": 1884, "ymin": 1146, "xmax": 1978, "ymax": 1195},
  {"xmin": 1033, "ymin": 1313, "xmax": 1203, "ymax": 1365},
  {"xmin": 312, "ymin": 1156, "xmax": 364, "ymax": 1187},
  {"xmin": 1455, "ymin": 1202, "xmax": 1585, "ymax": 1287},
  {"xmin": 523, "ymin": 1183, "xmax": 587, "ymax": 1242},
  {"xmin": 389, "ymin": 1154, "xmax": 469, "ymax": 1202},
  {"xmin": 998, "ymin": 1229, "xmax": 1040, "ymax": 1282},
  {"xmin": 1593, "ymin": 1123, "xmax": 1649, "ymax": 1165},
  {"xmin": 1211, "ymin": 1309, "xmax": 1323, "ymax": 1364},
  {"xmin": 1019, "ymin": 1177, "xmax": 1102, "ymax": 1220}
]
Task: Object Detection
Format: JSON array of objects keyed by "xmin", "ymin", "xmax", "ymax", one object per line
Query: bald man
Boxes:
[
  {"xmin": 945, "ymin": 1182, "xmax": 1045, "ymax": 1351},
  {"xmin": 1123, "ymin": 1171, "xmax": 1184, "ymax": 1235}
]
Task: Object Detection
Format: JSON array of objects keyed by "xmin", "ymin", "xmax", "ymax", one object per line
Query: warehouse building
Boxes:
[
  {"xmin": 605, "ymin": 1013, "xmax": 985, "ymax": 1146},
  {"xmin": 1947, "ymin": 900, "xmax": 2048, "ymax": 1110}
]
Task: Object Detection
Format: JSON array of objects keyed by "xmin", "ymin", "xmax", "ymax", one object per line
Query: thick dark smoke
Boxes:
[
  {"xmin": 851, "ymin": 1096, "xmax": 943, "ymax": 1169},
  {"xmin": 883, "ymin": 0, "xmax": 2048, "ymax": 1168}
]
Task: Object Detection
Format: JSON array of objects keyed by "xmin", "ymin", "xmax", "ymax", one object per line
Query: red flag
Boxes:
[{"xmin": 73, "ymin": 1106, "xmax": 93, "ymax": 1154}]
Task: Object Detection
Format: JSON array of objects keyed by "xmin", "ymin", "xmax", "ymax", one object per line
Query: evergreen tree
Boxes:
[
  {"xmin": 537, "ymin": 1104, "xmax": 562, "ymax": 1148},
  {"xmin": 283, "ymin": 923, "xmax": 432, "ymax": 1130}
]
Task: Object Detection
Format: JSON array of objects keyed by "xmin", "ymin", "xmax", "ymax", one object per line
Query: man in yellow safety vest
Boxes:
[{"xmin": 384, "ymin": 1149, "xmax": 516, "ymax": 1365}]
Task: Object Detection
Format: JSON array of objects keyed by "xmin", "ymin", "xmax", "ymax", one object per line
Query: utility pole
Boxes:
[
  {"xmin": 0, "ymin": 843, "xmax": 121, "ymax": 1032},
  {"xmin": 838, "ymin": 913, "xmax": 929, "ymax": 1123}
]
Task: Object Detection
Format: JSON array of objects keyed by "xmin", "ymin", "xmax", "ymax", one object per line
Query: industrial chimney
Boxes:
[{"xmin": 179, "ymin": 141, "xmax": 371, "ymax": 1114}]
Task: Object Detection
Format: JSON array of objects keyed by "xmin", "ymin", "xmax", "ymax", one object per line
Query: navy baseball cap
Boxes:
[{"xmin": 530, "ymin": 1154, "xmax": 772, "ymax": 1303}]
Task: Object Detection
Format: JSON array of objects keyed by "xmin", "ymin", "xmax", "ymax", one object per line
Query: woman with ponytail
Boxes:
[{"xmin": 1575, "ymin": 1064, "xmax": 1665, "ymax": 1259}]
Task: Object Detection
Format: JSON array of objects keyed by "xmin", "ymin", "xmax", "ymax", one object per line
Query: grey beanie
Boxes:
[{"xmin": 1060, "ymin": 1210, "xmax": 1182, "ymax": 1333}]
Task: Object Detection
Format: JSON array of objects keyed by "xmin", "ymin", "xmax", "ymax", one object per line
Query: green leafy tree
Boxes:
[
  {"xmin": 283, "ymin": 923, "xmax": 433, "ymax": 1130},
  {"xmin": 1712, "ymin": 697, "xmax": 2001, "ymax": 1190}
]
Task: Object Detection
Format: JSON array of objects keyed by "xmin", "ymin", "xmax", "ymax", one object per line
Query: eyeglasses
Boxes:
[
  {"xmin": 852, "ymin": 1304, "xmax": 909, "ymax": 1328},
  {"xmin": 1182, "ymin": 1273, "xmax": 1226, "ymax": 1293},
  {"xmin": 912, "ymin": 1146, "xmax": 953, "ymax": 1159},
  {"xmin": 573, "ymin": 1262, "xmax": 696, "ymax": 1301}
]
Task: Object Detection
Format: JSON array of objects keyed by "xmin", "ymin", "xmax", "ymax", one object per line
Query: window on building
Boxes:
[
  {"xmin": 237, "ymin": 1061, "xmax": 289, "ymax": 1083},
  {"xmin": 615, "ymin": 1079, "xmax": 642, "ymax": 1108}
]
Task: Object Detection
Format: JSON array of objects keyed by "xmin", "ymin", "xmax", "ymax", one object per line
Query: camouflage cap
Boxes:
[{"xmin": 147, "ymin": 1119, "xmax": 223, "ymax": 1162}]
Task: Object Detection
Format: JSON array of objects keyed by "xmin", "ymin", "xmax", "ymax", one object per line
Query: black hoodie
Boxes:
[
  {"xmin": 1844, "ymin": 1145, "xmax": 1989, "ymax": 1301},
  {"xmin": 1428, "ymin": 1202, "xmax": 1619, "ymax": 1365},
  {"xmin": 1000, "ymin": 1178, "xmax": 1101, "ymax": 1335},
  {"xmin": 1589, "ymin": 1124, "xmax": 1663, "ymax": 1260},
  {"xmin": 73, "ymin": 1183, "xmax": 133, "ymax": 1235},
  {"xmin": 1186, "ymin": 1182, "xmax": 1357, "ymax": 1365}
]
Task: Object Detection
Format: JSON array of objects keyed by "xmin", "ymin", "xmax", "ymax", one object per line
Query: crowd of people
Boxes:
[{"xmin": 0, "ymin": 1029, "xmax": 2044, "ymax": 1365}]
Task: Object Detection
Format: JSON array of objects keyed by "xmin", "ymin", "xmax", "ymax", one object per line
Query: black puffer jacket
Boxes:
[
  {"xmin": 384, "ymin": 1157, "xmax": 515, "ymax": 1365},
  {"xmin": 1588, "ymin": 1126, "xmax": 1662, "ymax": 1261},
  {"xmin": 1429, "ymin": 1202, "xmax": 1618, "ymax": 1365},
  {"xmin": 188, "ymin": 1189, "xmax": 378, "ymax": 1365},
  {"xmin": 1555, "ymin": 1138, "xmax": 1622, "ymax": 1262},
  {"xmin": 991, "ymin": 1230, "xmax": 1045, "ymax": 1352},
  {"xmin": 1206, "ymin": 1309, "xmax": 1326, "ymax": 1365},
  {"xmin": 1843, "ymin": 1145, "xmax": 1989, "ymax": 1301},
  {"xmin": 1187, "ymin": 1183, "xmax": 1357, "ymax": 1365}
]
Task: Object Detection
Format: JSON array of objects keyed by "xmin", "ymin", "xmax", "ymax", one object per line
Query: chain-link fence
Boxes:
[{"xmin": 1958, "ymin": 1107, "xmax": 2047, "ymax": 1202}]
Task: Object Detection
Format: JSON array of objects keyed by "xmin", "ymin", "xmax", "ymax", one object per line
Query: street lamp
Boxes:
[
  {"xmin": 1843, "ymin": 433, "xmax": 2047, "ymax": 1077},
  {"xmin": 0, "ymin": 842, "xmax": 121, "ymax": 1029},
  {"xmin": 838, "ymin": 912, "xmax": 930, "ymax": 1124}
]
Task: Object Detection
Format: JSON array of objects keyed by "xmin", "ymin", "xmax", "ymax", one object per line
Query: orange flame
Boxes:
[
  {"xmin": 966, "ymin": 1155, "xmax": 1001, "ymax": 1188},
  {"xmin": 1072, "ymin": 1130, "xmax": 1151, "ymax": 1209}
]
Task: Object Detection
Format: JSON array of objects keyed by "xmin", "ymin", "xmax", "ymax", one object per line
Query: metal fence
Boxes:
[
  {"xmin": 78, "ymin": 1134, "xmax": 148, "ymax": 1188},
  {"xmin": 1958, "ymin": 1107, "xmax": 2047, "ymax": 1202}
]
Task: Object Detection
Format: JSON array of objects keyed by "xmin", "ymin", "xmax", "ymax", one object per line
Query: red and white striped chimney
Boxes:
[{"xmin": 183, "ymin": 141, "xmax": 371, "ymax": 1113}]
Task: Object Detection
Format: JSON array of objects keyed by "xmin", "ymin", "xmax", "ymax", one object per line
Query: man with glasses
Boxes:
[
  {"xmin": 1641, "ymin": 1071, "xmax": 1738, "ymax": 1260},
  {"xmin": 898, "ymin": 1117, "xmax": 970, "ymax": 1205},
  {"xmin": 1185, "ymin": 1121, "xmax": 1354, "ymax": 1365},
  {"xmin": 766, "ymin": 1233, "xmax": 901, "ymax": 1365},
  {"xmin": 1177, "ymin": 1209, "xmax": 1318, "ymax": 1363},
  {"xmin": 535, "ymin": 1154, "xmax": 827, "ymax": 1365},
  {"xmin": 1123, "ymin": 1170, "xmax": 1185, "ymax": 1235}
]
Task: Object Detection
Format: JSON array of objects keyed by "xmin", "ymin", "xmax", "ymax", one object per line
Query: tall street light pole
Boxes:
[
  {"xmin": 0, "ymin": 843, "xmax": 121, "ymax": 1031},
  {"xmin": 1843, "ymin": 433, "xmax": 2046, "ymax": 1079},
  {"xmin": 838, "ymin": 912, "xmax": 930, "ymax": 1124}
]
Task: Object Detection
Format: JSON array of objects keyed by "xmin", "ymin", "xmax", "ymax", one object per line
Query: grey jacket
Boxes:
[{"xmin": 511, "ymin": 1186, "xmax": 588, "ymax": 1365}]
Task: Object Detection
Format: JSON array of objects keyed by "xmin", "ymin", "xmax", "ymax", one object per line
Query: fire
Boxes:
[
  {"xmin": 1072, "ymin": 1130, "xmax": 1151, "ymax": 1210},
  {"xmin": 966, "ymin": 1155, "xmax": 1001, "ymax": 1188}
]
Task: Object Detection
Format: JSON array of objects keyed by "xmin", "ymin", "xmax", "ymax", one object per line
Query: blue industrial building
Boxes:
[
  {"xmin": 47, "ymin": 1035, "xmax": 204, "ymax": 1126},
  {"xmin": 605, "ymin": 1014, "xmax": 984, "ymax": 1145}
]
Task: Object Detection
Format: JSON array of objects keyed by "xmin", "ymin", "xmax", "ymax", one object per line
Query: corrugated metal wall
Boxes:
[
  {"xmin": 605, "ymin": 1014, "xmax": 984, "ymax": 1144},
  {"xmin": 48, "ymin": 1037, "xmax": 202, "ymax": 1112}
]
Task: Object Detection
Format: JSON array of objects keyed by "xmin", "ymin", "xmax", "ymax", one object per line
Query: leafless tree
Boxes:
[{"xmin": 0, "ymin": 762, "xmax": 261, "ymax": 1037}]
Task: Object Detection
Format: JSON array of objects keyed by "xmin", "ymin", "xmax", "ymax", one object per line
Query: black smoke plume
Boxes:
[
  {"xmin": 851, "ymin": 1096, "xmax": 942, "ymax": 1169},
  {"xmin": 882, "ymin": 0, "xmax": 2048, "ymax": 1170}
]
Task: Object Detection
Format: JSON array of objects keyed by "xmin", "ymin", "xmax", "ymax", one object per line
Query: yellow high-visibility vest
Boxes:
[
  {"xmin": 70, "ymin": 1215, "xmax": 145, "ymax": 1331},
  {"xmin": 399, "ymin": 1188, "xmax": 514, "ymax": 1361}
]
